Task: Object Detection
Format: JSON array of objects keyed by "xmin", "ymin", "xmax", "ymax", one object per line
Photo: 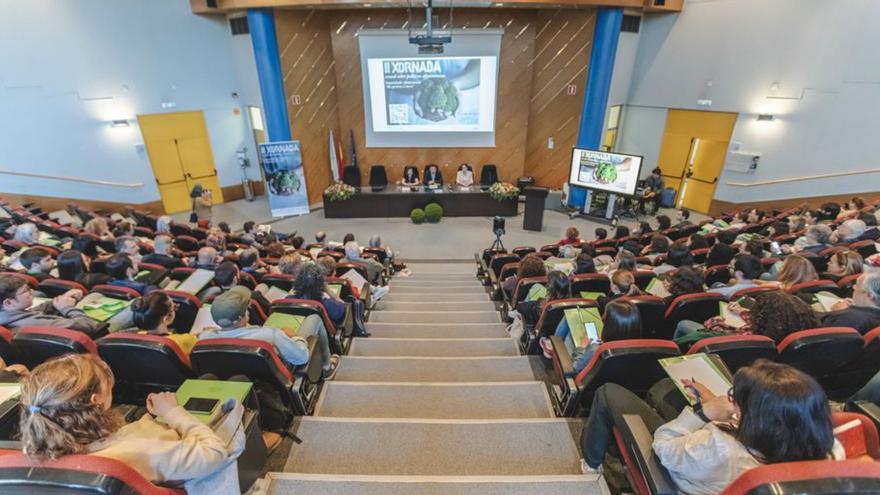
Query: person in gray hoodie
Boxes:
[{"xmin": 0, "ymin": 275, "xmax": 103, "ymax": 337}]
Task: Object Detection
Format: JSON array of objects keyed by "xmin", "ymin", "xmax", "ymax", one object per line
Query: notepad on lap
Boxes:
[
  {"xmin": 0, "ymin": 384, "xmax": 21, "ymax": 404},
  {"xmin": 719, "ymin": 302, "xmax": 747, "ymax": 328},
  {"xmin": 78, "ymin": 296, "xmax": 132, "ymax": 322},
  {"xmin": 564, "ymin": 307, "xmax": 604, "ymax": 348},
  {"xmin": 580, "ymin": 291, "xmax": 605, "ymax": 301},
  {"xmin": 264, "ymin": 312, "xmax": 306, "ymax": 333},
  {"xmin": 176, "ymin": 269, "xmax": 215, "ymax": 294},
  {"xmin": 340, "ymin": 269, "xmax": 369, "ymax": 290},
  {"xmin": 814, "ymin": 291, "xmax": 843, "ymax": 312},
  {"xmin": 659, "ymin": 353, "xmax": 733, "ymax": 406},
  {"xmin": 191, "ymin": 305, "xmax": 218, "ymax": 335},
  {"xmin": 327, "ymin": 284, "xmax": 342, "ymax": 296},
  {"xmin": 264, "ymin": 286, "xmax": 289, "ymax": 302},
  {"xmin": 646, "ymin": 278, "xmax": 671, "ymax": 298}
]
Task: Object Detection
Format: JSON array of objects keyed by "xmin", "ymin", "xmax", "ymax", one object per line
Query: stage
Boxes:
[{"xmin": 323, "ymin": 187, "xmax": 518, "ymax": 218}]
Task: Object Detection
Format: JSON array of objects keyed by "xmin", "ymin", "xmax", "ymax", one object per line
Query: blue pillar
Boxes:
[
  {"xmin": 248, "ymin": 8, "xmax": 291, "ymax": 142},
  {"xmin": 569, "ymin": 7, "xmax": 624, "ymax": 209}
]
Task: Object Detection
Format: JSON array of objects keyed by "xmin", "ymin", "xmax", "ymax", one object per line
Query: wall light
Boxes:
[
  {"xmin": 110, "ymin": 119, "xmax": 130, "ymax": 128},
  {"xmin": 756, "ymin": 114, "xmax": 775, "ymax": 122}
]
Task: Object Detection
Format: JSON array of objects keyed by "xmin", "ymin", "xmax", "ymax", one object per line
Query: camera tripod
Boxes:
[{"xmin": 489, "ymin": 229, "xmax": 505, "ymax": 252}]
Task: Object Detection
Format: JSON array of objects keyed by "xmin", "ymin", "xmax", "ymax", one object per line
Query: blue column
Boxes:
[
  {"xmin": 569, "ymin": 7, "xmax": 624, "ymax": 208},
  {"xmin": 248, "ymin": 8, "xmax": 291, "ymax": 142}
]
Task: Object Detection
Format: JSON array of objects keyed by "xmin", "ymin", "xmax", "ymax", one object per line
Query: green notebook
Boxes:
[
  {"xmin": 327, "ymin": 284, "xmax": 342, "ymax": 296},
  {"xmin": 264, "ymin": 312, "xmax": 306, "ymax": 333},
  {"xmin": 658, "ymin": 353, "xmax": 732, "ymax": 406},
  {"xmin": 564, "ymin": 307, "xmax": 603, "ymax": 348},
  {"xmin": 526, "ymin": 284, "xmax": 548, "ymax": 301},
  {"xmin": 580, "ymin": 291, "xmax": 605, "ymax": 301},
  {"xmin": 78, "ymin": 296, "xmax": 132, "ymax": 322},
  {"xmin": 175, "ymin": 379, "xmax": 252, "ymax": 425}
]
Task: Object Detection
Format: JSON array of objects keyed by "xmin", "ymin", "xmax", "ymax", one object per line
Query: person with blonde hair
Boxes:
[
  {"xmin": 827, "ymin": 250, "xmax": 864, "ymax": 279},
  {"xmin": 773, "ymin": 254, "xmax": 819, "ymax": 290},
  {"xmin": 19, "ymin": 354, "xmax": 230, "ymax": 485},
  {"xmin": 84, "ymin": 218, "xmax": 114, "ymax": 240},
  {"xmin": 558, "ymin": 226, "xmax": 581, "ymax": 247}
]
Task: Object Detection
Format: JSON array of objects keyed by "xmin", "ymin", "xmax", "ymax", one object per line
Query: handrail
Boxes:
[
  {"xmin": 0, "ymin": 170, "xmax": 144, "ymax": 189},
  {"xmin": 726, "ymin": 168, "xmax": 880, "ymax": 187}
]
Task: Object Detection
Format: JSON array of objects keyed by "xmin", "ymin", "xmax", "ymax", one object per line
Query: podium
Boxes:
[{"xmin": 523, "ymin": 186, "xmax": 549, "ymax": 232}]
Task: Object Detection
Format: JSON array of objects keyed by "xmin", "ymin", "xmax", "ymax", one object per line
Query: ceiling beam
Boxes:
[{"xmin": 189, "ymin": 0, "xmax": 669, "ymax": 14}]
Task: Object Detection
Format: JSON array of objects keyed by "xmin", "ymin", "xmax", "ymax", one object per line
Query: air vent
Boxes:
[
  {"xmin": 206, "ymin": 0, "xmax": 218, "ymax": 7},
  {"xmin": 621, "ymin": 14, "xmax": 641, "ymax": 33},
  {"xmin": 229, "ymin": 16, "xmax": 249, "ymax": 36}
]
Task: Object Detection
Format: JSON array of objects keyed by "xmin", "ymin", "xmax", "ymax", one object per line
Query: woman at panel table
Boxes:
[
  {"xmin": 424, "ymin": 164, "xmax": 443, "ymax": 187},
  {"xmin": 456, "ymin": 164, "xmax": 474, "ymax": 187},
  {"xmin": 400, "ymin": 166, "xmax": 420, "ymax": 187}
]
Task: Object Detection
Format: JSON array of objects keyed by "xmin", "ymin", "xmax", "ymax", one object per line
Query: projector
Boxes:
[{"xmin": 409, "ymin": 35, "xmax": 452, "ymax": 54}]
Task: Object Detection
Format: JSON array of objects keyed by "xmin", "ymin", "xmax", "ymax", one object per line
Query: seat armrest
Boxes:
[
  {"xmin": 852, "ymin": 401, "xmax": 880, "ymax": 431},
  {"xmin": 293, "ymin": 336, "xmax": 323, "ymax": 384},
  {"xmin": 550, "ymin": 335, "xmax": 576, "ymax": 378},
  {"xmin": 620, "ymin": 414, "xmax": 677, "ymax": 495},
  {"xmin": 488, "ymin": 268, "xmax": 498, "ymax": 287}
]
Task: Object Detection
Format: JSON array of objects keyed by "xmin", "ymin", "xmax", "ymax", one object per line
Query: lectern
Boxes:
[{"xmin": 523, "ymin": 186, "xmax": 549, "ymax": 232}]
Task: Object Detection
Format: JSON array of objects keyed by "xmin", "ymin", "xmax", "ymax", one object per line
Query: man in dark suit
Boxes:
[
  {"xmin": 424, "ymin": 164, "xmax": 443, "ymax": 186},
  {"xmin": 141, "ymin": 235, "xmax": 185, "ymax": 269},
  {"xmin": 823, "ymin": 272, "xmax": 880, "ymax": 335}
]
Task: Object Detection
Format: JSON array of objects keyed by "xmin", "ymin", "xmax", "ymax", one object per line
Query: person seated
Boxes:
[
  {"xmin": 787, "ymin": 214, "xmax": 807, "ymax": 234},
  {"xmin": 573, "ymin": 254, "xmax": 596, "ymax": 275},
  {"xmin": 277, "ymin": 254, "xmax": 302, "ymax": 277},
  {"xmin": 654, "ymin": 244, "xmax": 693, "ymax": 275},
  {"xmin": 822, "ymin": 272, "xmax": 880, "ymax": 335},
  {"xmin": 115, "ymin": 236, "xmax": 142, "ymax": 263},
  {"xmin": 290, "ymin": 236, "xmax": 305, "ymax": 251},
  {"xmin": 740, "ymin": 239, "xmax": 766, "ymax": 259},
  {"xmin": 825, "ymin": 250, "xmax": 863, "ymax": 281},
  {"xmin": 833, "ymin": 219, "xmax": 867, "ymax": 244},
  {"xmin": 13, "ymin": 223, "xmax": 40, "ymax": 245},
  {"xmin": 643, "ymin": 235, "xmax": 670, "ymax": 259},
  {"xmin": 673, "ymin": 209, "xmax": 692, "ymax": 229},
  {"xmin": 516, "ymin": 270, "xmax": 571, "ymax": 329},
  {"xmin": 113, "ymin": 219, "xmax": 136, "ymax": 238},
  {"xmin": 660, "ymin": 266, "xmax": 704, "ymax": 307},
  {"xmin": 71, "ymin": 235, "xmax": 100, "ymax": 258},
  {"xmin": 580, "ymin": 360, "xmax": 842, "ymax": 493},
  {"xmin": 656, "ymin": 215, "xmax": 672, "ymax": 232},
  {"xmin": 141, "ymin": 235, "xmax": 185, "ymax": 270},
  {"xmin": 342, "ymin": 233, "xmax": 356, "ymax": 245},
  {"xmin": 613, "ymin": 225, "xmax": 630, "ymax": 240},
  {"xmin": 708, "ymin": 254, "xmax": 762, "ymax": 300},
  {"xmin": 125, "ymin": 293, "xmax": 197, "ymax": 353},
  {"xmin": 57, "ymin": 250, "xmax": 111, "ymax": 290},
  {"xmin": 83, "ymin": 218, "xmax": 115, "ymax": 240},
  {"xmin": 106, "ymin": 253, "xmax": 158, "ymax": 295},
  {"xmin": 316, "ymin": 256, "xmax": 337, "ymax": 277},
  {"xmin": 19, "ymin": 247, "xmax": 55, "ymax": 282},
  {"xmin": 343, "ymin": 242, "xmax": 389, "ymax": 299},
  {"xmin": 746, "ymin": 208, "xmax": 766, "ymax": 224},
  {"xmin": 200, "ymin": 261, "xmax": 273, "ymax": 316},
  {"xmin": 858, "ymin": 213, "xmax": 880, "ymax": 240},
  {"xmin": 541, "ymin": 299, "xmax": 642, "ymax": 371},
  {"xmin": 313, "ymin": 231, "xmax": 327, "ymax": 246},
  {"xmin": 400, "ymin": 166, "xmax": 420, "ymax": 187},
  {"xmin": 455, "ymin": 164, "xmax": 474, "ymax": 187},
  {"xmin": 706, "ymin": 230, "xmax": 738, "ymax": 267},
  {"xmin": 264, "ymin": 242, "xmax": 287, "ymax": 259},
  {"xmin": 558, "ymin": 226, "xmax": 581, "ymax": 247},
  {"xmin": 687, "ymin": 233, "xmax": 708, "ymax": 250},
  {"xmin": 192, "ymin": 247, "xmax": 220, "ymax": 271},
  {"xmin": 638, "ymin": 222, "xmax": 653, "ymax": 237},
  {"xmin": 762, "ymin": 220, "xmax": 789, "ymax": 239},
  {"xmin": 423, "ymin": 164, "xmax": 443, "ymax": 187},
  {"xmin": 837, "ymin": 197, "xmax": 866, "ymax": 220},
  {"xmin": 237, "ymin": 248, "xmax": 269, "ymax": 277},
  {"xmin": 596, "ymin": 270, "xmax": 641, "ymax": 310},
  {"xmin": 198, "ymin": 286, "xmax": 339, "ymax": 379},
  {"xmin": 502, "ymin": 254, "xmax": 546, "ymax": 299},
  {"xmin": 216, "ymin": 222, "xmax": 231, "ymax": 235},
  {"xmin": 638, "ymin": 167, "xmax": 664, "ymax": 214},
  {"xmin": 759, "ymin": 254, "xmax": 818, "ymax": 290},
  {"xmin": 155, "ymin": 215, "xmax": 173, "ymax": 235},
  {"xmin": 239, "ymin": 221, "xmax": 261, "ymax": 246},
  {"xmin": 601, "ymin": 250, "xmax": 638, "ymax": 274},
  {"xmin": 788, "ymin": 224, "xmax": 833, "ymax": 254},
  {"xmin": 0, "ymin": 274, "xmax": 102, "ymax": 335},
  {"xmin": 591, "ymin": 228, "xmax": 608, "ymax": 245},
  {"xmin": 19, "ymin": 354, "xmax": 233, "ymax": 487},
  {"xmin": 292, "ymin": 264, "xmax": 347, "ymax": 328}
]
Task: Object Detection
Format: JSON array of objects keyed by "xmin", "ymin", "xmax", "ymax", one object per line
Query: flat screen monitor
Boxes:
[{"xmin": 568, "ymin": 148, "xmax": 644, "ymax": 197}]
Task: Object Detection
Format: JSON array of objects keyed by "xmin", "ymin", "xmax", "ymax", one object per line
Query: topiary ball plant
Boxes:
[
  {"xmin": 411, "ymin": 208, "xmax": 426, "ymax": 224},
  {"xmin": 424, "ymin": 203, "xmax": 443, "ymax": 223}
]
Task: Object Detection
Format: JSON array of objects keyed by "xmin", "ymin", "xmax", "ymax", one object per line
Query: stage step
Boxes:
[
  {"xmin": 333, "ymin": 357, "xmax": 535, "ymax": 382},
  {"xmin": 366, "ymin": 323, "xmax": 510, "ymax": 339},
  {"xmin": 370, "ymin": 311, "xmax": 500, "ymax": 324},
  {"xmin": 264, "ymin": 474, "xmax": 602, "ymax": 495},
  {"xmin": 283, "ymin": 418, "xmax": 584, "ymax": 476},
  {"xmin": 348, "ymin": 338, "xmax": 518, "ymax": 357},
  {"xmin": 315, "ymin": 381, "xmax": 553, "ymax": 419}
]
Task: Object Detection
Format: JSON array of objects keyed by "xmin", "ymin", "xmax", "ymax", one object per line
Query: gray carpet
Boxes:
[
  {"xmin": 366, "ymin": 323, "xmax": 510, "ymax": 339},
  {"xmin": 264, "ymin": 474, "xmax": 602, "ymax": 495},
  {"xmin": 333, "ymin": 357, "xmax": 536, "ymax": 382},
  {"xmin": 348, "ymin": 338, "xmax": 519, "ymax": 357},
  {"xmin": 378, "ymin": 301, "xmax": 497, "ymax": 312},
  {"xmin": 386, "ymin": 286, "xmax": 489, "ymax": 294},
  {"xmin": 390, "ymin": 281, "xmax": 485, "ymax": 288},
  {"xmin": 315, "ymin": 382, "xmax": 554, "ymax": 419},
  {"xmin": 370, "ymin": 311, "xmax": 500, "ymax": 324},
  {"xmin": 382, "ymin": 293, "xmax": 491, "ymax": 303},
  {"xmin": 283, "ymin": 418, "xmax": 584, "ymax": 476}
]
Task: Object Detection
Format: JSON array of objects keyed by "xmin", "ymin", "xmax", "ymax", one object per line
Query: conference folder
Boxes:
[
  {"xmin": 264, "ymin": 312, "xmax": 306, "ymax": 333},
  {"xmin": 77, "ymin": 295, "xmax": 132, "ymax": 322},
  {"xmin": 719, "ymin": 302, "xmax": 747, "ymax": 328},
  {"xmin": 645, "ymin": 278, "xmax": 671, "ymax": 298},
  {"xmin": 659, "ymin": 353, "xmax": 733, "ymax": 406},
  {"xmin": 175, "ymin": 269, "xmax": 215, "ymax": 295},
  {"xmin": 564, "ymin": 307, "xmax": 604, "ymax": 348},
  {"xmin": 174, "ymin": 379, "xmax": 252, "ymax": 426}
]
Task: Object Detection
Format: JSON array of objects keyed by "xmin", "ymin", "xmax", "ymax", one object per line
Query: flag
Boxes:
[
  {"xmin": 349, "ymin": 129, "xmax": 358, "ymax": 170},
  {"xmin": 335, "ymin": 129, "xmax": 344, "ymax": 174},
  {"xmin": 328, "ymin": 129, "xmax": 341, "ymax": 182}
]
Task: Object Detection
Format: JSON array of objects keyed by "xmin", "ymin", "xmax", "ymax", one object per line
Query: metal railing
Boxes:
[
  {"xmin": 726, "ymin": 168, "xmax": 880, "ymax": 187},
  {"xmin": 0, "ymin": 170, "xmax": 144, "ymax": 188}
]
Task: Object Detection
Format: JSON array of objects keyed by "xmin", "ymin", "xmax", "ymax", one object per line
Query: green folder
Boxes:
[
  {"xmin": 526, "ymin": 284, "xmax": 548, "ymax": 301},
  {"xmin": 264, "ymin": 312, "xmax": 306, "ymax": 333},
  {"xmin": 658, "ymin": 353, "xmax": 733, "ymax": 406},
  {"xmin": 78, "ymin": 296, "xmax": 132, "ymax": 322},
  {"xmin": 175, "ymin": 379, "xmax": 252, "ymax": 425},
  {"xmin": 327, "ymin": 284, "xmax": 342, "ymax": 296},
  {"xmin": 579, "ymin": 291, "xmax": 605, "ymax": 301},
  {"xmin": 564, "ymin": 307, "xmax": 603, "ymax": 348}
]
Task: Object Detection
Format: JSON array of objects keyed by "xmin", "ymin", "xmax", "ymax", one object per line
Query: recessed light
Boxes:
[
  {"xmin": 757, "ymin": 114, "xmax": 775, "ymax": 121},
  {"xmin": 110, "ymin": 119, "xmax": 130, "ymax": 128}
]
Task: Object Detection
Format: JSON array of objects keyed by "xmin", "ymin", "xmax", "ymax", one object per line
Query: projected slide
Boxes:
[
  {"xmin": 367, "ymin": 56, "xmax": 497, "ymax": 132},
  {"xmin": 569, "ymin": 149, "xmax": 643, "ymax": 196}
]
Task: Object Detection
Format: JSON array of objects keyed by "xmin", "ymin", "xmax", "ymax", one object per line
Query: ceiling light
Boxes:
[
  {"xmin": 757, "ymin": 114, "xmax": 775, "ymax": 121},
  {"xmin": 110, "ymin": 119, "xmax": 130, "ymax": 128}
]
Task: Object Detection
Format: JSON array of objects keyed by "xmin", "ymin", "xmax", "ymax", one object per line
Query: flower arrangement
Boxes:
[
  {"xmin": 324, "ymin": 182, "xmax": 356, "ymax": 201},
  {"xmin": 488, "ymin": 182, "xmax": 519, "ymax": 202}
]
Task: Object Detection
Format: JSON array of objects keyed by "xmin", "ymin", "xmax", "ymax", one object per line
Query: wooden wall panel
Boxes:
[
  {"xmin": 275, "ymin": 9, "xmax": 340, "ymax": 204},
  {"xmin": 524, "ymin": 9, "xmax": 594, "ymax": 188}
]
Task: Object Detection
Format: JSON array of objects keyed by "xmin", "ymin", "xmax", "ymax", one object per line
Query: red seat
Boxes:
[
  {"xmin": 570, "ymin": 273, "xmax": 611, "ymax": 296},
  {"xmin": 703, "ymin": 264, "xmax": 731, "ymax": 287},
  {"xmin": 787, "ymin": 279, "xmax": 842, "ymax": 296},
  {"xmin": 729, "ymin": 285, "xmax": 779, "ymax": 301},
  {"xmin": 169, "ymin": 223, "xmax": 193, "ymax": 238},
  {"xmin": 532, "ymin": 251, "xmax": 553, "ymax": 260},
  {"xmin": 91, "ymin": 284, "xmax": 141, "ymax": 301},
  {"xmin": 687, "ymin": 335, "xmax": 777, "ymax": 372},
  {"xmin": 540, "ymin": 244, "xmax": 560, "ymax": 256},
  {"xmin": 777, "ymin": 327, "xmax": 864, "ymax": 381},
  {"xmin": 326, "ymin": 276, "xmax": 357, "ymax": 302},
  {"xmin": 689, "ymin": 248, "xmax": 710, "ymax": 264},
  {"xmin": 488, "ymin": 253, "xmax": 520, "ymax": 279},
  {"xmin": 512, "ymin": 246, "xmax": 536, "ymax": 258},
  {"xmin": 849, "ymin": 239, "xmax": 878, "ymax": 259},
  {"xmin": 619, "ymin": 295, "xmax": 667, "ymax": 339},
  {"xmin": 0, "ymin": 326, "xmax": 17, "ymax": 366},
  {"xmin": 249, "ymin": 298, "xmax": 268, "ymax": 325},
  {"xmin": 530, "ymin": 298, "xmax": 599, "ymax": 352},
  {"xmin": 261, "ymin": 273, "xmax": 296, "ymax": 292},
  {"xmin": 481, "ymin": 247, "xmax": 506, "ymax": 266},
  {"xmin": 334, "ymin": 262, "xmax": 371, "ymax": 284},
  {"xmin": 800, "ymin": 252, "xmax": 828, "ymax": 273},
  {"xmin": 595, "ymin": 246, "xmax": 617, "ymax": 257},
  {"xmin": 719, "ymin": 460, "xmax": 880, "ymax": 495},
  {"xmin": 13, "ymin": 327, "xmax": 97, "ymax": 369},
  {"xmin": 157, "ymin": 290, "xmax": 202, "ymax": 333},
  {"xmin": 663, "ymin": 293, "xmax": 724, "ymax": 340},
  {"xmin": 838, "ymin": 273, "xmax": 861, "ymax": 298},
  {"xmin": 169, "ymin": 267, "xmax": 195, "ymax": 282},
  {"xmin": 511, "ymin": 275, "xmax": 547, "ymax": 306},
  {"xmin": 272, "ymin": 298, "xmax": 341, "ymax": 351},
  {"xmin": 2, "ymin": 272, "xmax": 38, "ymax": 289},
  {"xmin": 633, "ymin": 271, "xmax": 656, "ymax": 291},
  {"xmin": 174, "ymin": 235, "xmax": 200, "ymax": 252},
  {"xmin": 97, "ymin": 333, "xmax": 195, "ymax": 404},
  {"xmin": 37, "ymin": 279, "xmax": 87, "ymax": 298},
  {"xmin": 0, "ymin": 240, "xmax": 25, "ymax": 255},
  {"xmin": 0, "ymin": 450, "xmax": 184, "ymax": 494}
]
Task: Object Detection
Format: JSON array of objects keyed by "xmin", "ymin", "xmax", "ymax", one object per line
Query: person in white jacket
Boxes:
[
  {"xmin": 18, "ymin": 353, "xmax": 232, "ymax": 488},
  {"xmin": 580, "ymin": 360, "xmax": 842, "ymax": 494}
]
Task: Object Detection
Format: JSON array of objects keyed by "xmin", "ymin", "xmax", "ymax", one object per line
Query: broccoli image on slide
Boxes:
[
  {"xmin": 413, "ymin": 78, "xmax": 460, "ymax": 122},
  {"xmin": 592, "ymin": 162, "xmax": 619, "ymax": 184}
]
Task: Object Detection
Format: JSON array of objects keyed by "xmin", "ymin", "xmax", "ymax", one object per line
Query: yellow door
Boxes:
[
  {"xmin": 656, "ymin": 110, "xmax": 738, "ymax": 213},
  {"xmin": 138, "ymin": 111, "xmax": 224, "ymax": 214}
]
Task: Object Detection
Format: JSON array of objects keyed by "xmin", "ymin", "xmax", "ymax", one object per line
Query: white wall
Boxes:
[
  {"xmin": 619, "ymin": 0, "xmax": 880, "ymax": 202},
  {"xmin": 0, "ymin": 0, "xmax": 254, "ymax": 205}
]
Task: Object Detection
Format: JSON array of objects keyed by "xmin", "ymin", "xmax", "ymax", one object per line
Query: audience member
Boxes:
[
  {"xmin": 0, "ymin": 275, "xmax": 101, "ymax": 335},
  {"xmin": 858, "ymin": 213, "xmax": 880, "ymax": 240},
  {"xmin": 126, "ymin": 293, "xmax": 197, "ymax": 353},
  {"xmin": 314, "ymin": 231, "xmax": 327, "ymax": 245},
  {"xmin": 106, "ymin": 253, "xmax": 157, "ymax": 295},
  {"xmin": 558, "ymin": 226, "xmax": 580, "ymax": 247},
  {"xmin": 14, "ymin": 223, "xmax": 40, "ymax": 245},
  {"xmin": 673, "ymin": 209, "xmax": 692, "ymax": 228},
  {"xmin": 833, "ymin": 219, "xmax": 866, "ymax": 244},
  {"xmin": 613, "ymin": 225, "xmax": 630, "ymax": 240},
  {"xmin": 115, "ymin": 236, "xmax": 141, "ymax": 262},
  {"xmin": 573, "ymin": 253, "xmax": 596, "ymax": 275},
  {"xmin": 656, "ymin": 215, "xmax": 672, "ymax": 231},
  {"xmin": 661, "ymin": 266, "xmax": 704, "ymax": 307},
  {"xmin": 792, "ymin": 224, "xmax": 833, "ymax": 254},
  {"xmin": 643, "ymin": 235, "xmax": 670, "ymax": 257},
  {"xmin": 593, "ymin": 228, "xmax": 608, "ymax": 243},
  {"xmin": 708, "ymin": 254, "xmax": 762, "ymax": 300},
  {"xmin": 71, "ymin": 235, "xmax": 99, "ymax": 258},
  {"xmin": 265, "ymin": 242, "xmax": 286, "ymax": 259},
  {"xmin": 767, "ymin": 254, "xmax": 818, "ymax": 290},
  {"xmin": 84, "ymin": 218, "xmax": 114, "ymax": 240},
  {"xmin": 654, "ymin": 244, "xmax": 693, "ymax": 275},
  {"xmin": 141, "ymin": 235, "xmax": 185, "ymax": 269},
  {"xmin": 502, "ymin": 254, "xmax": 545, "ymax": 298},
  {"xmin": 19, "ymin": 247, "xmax": 54, "ymax": 282},
  {"xmin": 112, "ymin": 220, "xmax": 135, "ymax": 238},
  {"xmin": 155, "ymin": 215, "xmax": 173, "ymax": 235},
  {"xmin": 57, "ymin": 250, "xmax": 111, "ymax": 290},
  {"xmin": 193, "ymin": 247, "xmax": 219, "ymax": 271},
  {"xmin": 706, "ymin": 230, "xmax": 738, "ymax": 267},
  {"xmin": 292, "ymin": 264, "xmax": 346, "ymax": 328},
  {"xmin": 822, "ymin": 272, "xmax": 880, "ymax": 334},
  {"xmin": 826, "ymin": 250, "xmax": 863, "ymax": 279}
]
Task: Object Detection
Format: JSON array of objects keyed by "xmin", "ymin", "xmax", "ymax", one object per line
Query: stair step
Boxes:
[
  {"xmin": 264, "ymin": 474, "xmax": 604, "ymax": 495},
  {"xmin": 406, "ymin": 264, "xmax": 474, "ymax": 275},
  {"xmin": 315, "ymin": 382, "xmax": 553, "ymax": 419},
  {"xmin": 334, "ymin": 356, "xmax": 535, "ymax": 382},
  {"xmin": 390, "ymin": 286, "xmax": 488, "ymax": 294},
  {"xmin": 366, "ymin": 323, "xmax": 509, "ymax": 339},
  {"xmin": 382, "ymin": 293, "xmax": 490, "ymax": 303},
  {"xmin": 283, "ymin": 418, "xmax": 584, "ymax": 476},
  {"xmin": 349, "ymin": 338, "xmax": 518, "ymax": 357},
  {"xmin": 391, "ymin": 281, "xmax": 484, "ymax": 288},
  {"xmin": 370, "ymin": 311, "xmax": 500, "ymax": 324},
  {"xmin": 378, "ymin": 301, "xmax": 496, "ymax": 312}
]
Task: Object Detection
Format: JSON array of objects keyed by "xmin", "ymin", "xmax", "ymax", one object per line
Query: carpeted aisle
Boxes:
[{"xmin": 263, "ymin": 262, "xmax": 608, "ymax": 494}]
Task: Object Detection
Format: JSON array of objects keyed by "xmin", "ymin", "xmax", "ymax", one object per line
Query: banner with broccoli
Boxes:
[
  {"xmin": 367, "ymin": 56, "xmax": 497, "ymax": 132},
  {"xmin": 259, "ymin": 141, "xmax": 310, "ymax": 218}
]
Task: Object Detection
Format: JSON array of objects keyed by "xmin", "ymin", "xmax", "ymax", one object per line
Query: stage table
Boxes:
[{"xmin": 323, "ymin": 186, "xmax": 518, "ymax": 218}]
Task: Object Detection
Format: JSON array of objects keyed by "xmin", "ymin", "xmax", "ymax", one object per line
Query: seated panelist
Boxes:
[
  {"xmin": 456, "ymin": 164, "xmax": 474, "ymax": 187},
  {"xmin": 400, "ymin": 166, "xmax": 420, "ymax": 187},
  {"xmin": 424, "ymin": 164, "xmax": 443, "ymax": 187}
]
